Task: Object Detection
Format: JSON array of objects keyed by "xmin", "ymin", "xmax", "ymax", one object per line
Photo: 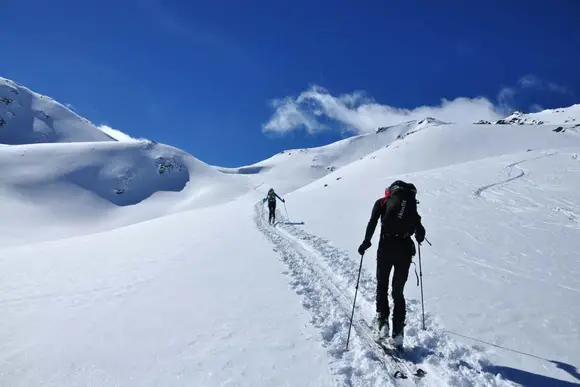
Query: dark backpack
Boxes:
[
  {"xmin": 381, "ymin": 180, "xmax": 418, "ymax": 238},
  {"xmin": 267, "ymin": 190, "xmax": 276, "ymax": 203}
]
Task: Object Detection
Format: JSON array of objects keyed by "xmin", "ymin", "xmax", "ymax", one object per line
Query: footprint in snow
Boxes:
[{"xmin": 321, "ymin": 321, "xmax": 341, "ymax": 342}]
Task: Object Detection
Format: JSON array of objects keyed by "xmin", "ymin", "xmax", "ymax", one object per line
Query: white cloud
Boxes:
[
  {"xmin": 98, "ymin": 125, "xmax": 144, "ymax": 142},
  {"xmin": 264, "ymin": 75, "xmax": 575, "ymax": 135},
  {"xmin": 264, "ymin": 97, "xmax": 325, "ymax": 134},
  {"xmin": 263, "ymin": 85, "xmax": 503, "ymax": 134}
]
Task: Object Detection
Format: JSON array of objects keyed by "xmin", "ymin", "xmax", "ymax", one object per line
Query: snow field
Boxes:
[
  {"xmin": 2, "ymin": 74, "xmax": 580, "ymax": 386},
  {"xmin": 280, "ymin": 147, "xmax": 580, "ymax": 386}
]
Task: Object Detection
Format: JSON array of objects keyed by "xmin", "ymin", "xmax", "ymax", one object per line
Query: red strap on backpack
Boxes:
[{"xmin": 381, "ymin": 188, "xmax": 391, "ymax": 206}]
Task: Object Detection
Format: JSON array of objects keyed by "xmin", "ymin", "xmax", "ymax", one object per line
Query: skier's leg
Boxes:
[
  {"xmin": 391, "ymin": 257, "xmax": 411, "ymax": 338},
  {"xmin": 268, "ymin": 203, "xmax": 275, "ymax": 223},
  {"xmin": 376, "ymin": 249, "xmax": 393, "ymax": 329}
]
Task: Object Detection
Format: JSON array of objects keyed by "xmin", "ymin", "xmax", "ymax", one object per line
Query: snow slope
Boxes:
[
  {"xmin": 0, "ymin": 140, "xmax": 252, "ymax": 246},
  {"xmin": 0, "ymin": 77, "xmax": 114, "ymax": 144},
  {"xmin": 296, "ymin": 121, "xmax": 579, "ymax": 194},
  {"xmin": 2, "ymin": 75, "xmax": 580, "ymax": 386},
  {"xmin": 0, "ymin": 200, "xmax": 334, "ymax": 387},
  {"xmin": 281, "ymin": 123, "xmax": 580, "ymax": 386}
]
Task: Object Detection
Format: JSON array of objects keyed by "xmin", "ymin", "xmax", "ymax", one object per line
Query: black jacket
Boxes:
[
  {"xmin": 265, "ymin": 191, "xmax": 283, "ymax": 204},
  {"xmin": 364, "ymin": 198, "xmax": 426, "ymax": 245}
]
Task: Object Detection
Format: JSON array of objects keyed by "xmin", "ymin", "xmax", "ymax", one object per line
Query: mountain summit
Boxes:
[{"xmin": 0, "ymin": 77, "xmax": 115, "ymax": 145}]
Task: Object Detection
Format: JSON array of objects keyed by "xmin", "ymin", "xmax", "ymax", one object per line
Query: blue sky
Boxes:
[{"xmin": 2, "ymin": 0, "xmax": 579, "ymax": 166}]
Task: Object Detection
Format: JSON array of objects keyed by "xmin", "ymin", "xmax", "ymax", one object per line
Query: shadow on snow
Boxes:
[{"xmin": 443, "ymin": 330, "xmax": 580, "ymax": 387}]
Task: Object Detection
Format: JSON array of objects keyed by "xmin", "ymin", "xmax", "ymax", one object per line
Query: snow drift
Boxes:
[{"xmin": 0, "ymin": 139, "xmax": 252, "ymax": 245}]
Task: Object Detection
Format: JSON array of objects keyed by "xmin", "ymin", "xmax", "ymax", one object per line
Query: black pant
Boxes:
[
  {"xmin": 376, "ymin": 236, "xmax": 414, "ymax": 336},
  {"xmin": 268, "ymin": 202, "xmax": 276, "ymax": 223}
]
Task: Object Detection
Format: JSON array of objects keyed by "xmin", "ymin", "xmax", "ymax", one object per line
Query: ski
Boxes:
[
  {"xmin": 375, "ymin": 338, "xmax": 427, "ymax": 381},
  {"xmin": 358, "ymin": 319, "xmax": 427, "ymax": 382},
  {"xmin": 352, "ymin": 318, "xmax": 427, "ymax": 385}
]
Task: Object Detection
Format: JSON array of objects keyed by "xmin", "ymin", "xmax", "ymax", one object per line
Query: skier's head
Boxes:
[{"xmin": 268, "ymin": 188, "xmax": 274, "ymax": 194}]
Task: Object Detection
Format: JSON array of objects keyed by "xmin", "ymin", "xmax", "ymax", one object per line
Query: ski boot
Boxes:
[
  {"xmin": 389, "ymin": 331, "xmax": 404, "ymax": 351},
  {"xmin": 375, "ymin": 313, "xmax": 390, "ymax": 342}
]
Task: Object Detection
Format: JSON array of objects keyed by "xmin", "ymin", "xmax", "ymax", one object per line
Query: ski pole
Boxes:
[
  {"xmin": 424, "ymin": 237, "xmax": 432, "ymax": 246},
  {"xmin": 346, "ymin": 253, "xmax": 364, "ymax": 351},
  {"xmin": 418, "ymin": 243, "xmax": 426, "ymax": 330}
]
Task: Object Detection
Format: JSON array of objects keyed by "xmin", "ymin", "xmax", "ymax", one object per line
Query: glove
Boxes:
[
  {"xmin": 262, "ymin": 198, "xmax": 266, "ymax": 204},
  {"xmin": 415, "ymin": 230, "xmax": 425, "ymax": 244},
  {"xmin": 358, "ymin": 240, "xmax": 372, "ymax": 255},
  {"xmin": 282, "ymin": 199, "xmax": 286, "ymax": 203},
  {"xmin": 415, "ymin": 223, "xmax": 426, "ymax": 244}
]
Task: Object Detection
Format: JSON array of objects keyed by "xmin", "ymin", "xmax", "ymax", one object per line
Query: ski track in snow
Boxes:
[
  {"xmin": 555, "ymin": 206, "xmax": 579, "ymax": 224},
  {"xmin": 255, "ymin": 204, "xmax": 407, "ymax": 387},
  {"xmin": 474, "ymin": 152, "xmax": 558, "ymax": 198},
  {"xmin": 255, "ymin": 203, "xmax": 515, "ymax": 387}
]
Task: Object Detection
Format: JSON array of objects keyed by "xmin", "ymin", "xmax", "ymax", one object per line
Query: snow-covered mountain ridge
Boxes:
[
  {"xmin": 0, "ymin": 77, "xmax": 115, "ymax": 144},
  {"xmin": 473, "ymin": 104, "xmax": 580, "ymax": 127},
  {"xmin": 0, "ymin": 76, "xmax": 252, "ymax": 244},
  {"xmin": 217, "ymin": 117, "xmax": 448, "ymax": 193},
  {"xmin": 503, "ymin": 104, "xmax": 580, "ymax": 126},
  {"xmin": 219, "ymin": 104, "xmax": 580, "ymax": 195}
]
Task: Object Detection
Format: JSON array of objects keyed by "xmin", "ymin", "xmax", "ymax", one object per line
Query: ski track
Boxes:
[
  {"xmin": 255, "ymin": 203, "xmax": 515, "ymax": 387},
  {"xmin": 255, "ymin": 203, "xmax": 409, "ymax": 387},
  {"xmin": 555, "ymin": 206, "xmax": 579, "ymax": 224},
  {"xmin": 474, "ymin": 152, "xmax": 558, "ymax": 198}
]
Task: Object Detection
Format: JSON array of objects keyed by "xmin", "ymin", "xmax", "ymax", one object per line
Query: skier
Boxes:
[
  {"xmin": 357, "ymin": 180, "xmax": 426, "ymax": 348},
  {"xmin": 263, "ymin": 188, "xmax": 285, "ymax": 224}
]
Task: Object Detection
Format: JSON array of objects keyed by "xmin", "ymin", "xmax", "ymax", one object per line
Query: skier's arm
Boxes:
[
  {"xmin": 358, "ymin": 199, "xmax": 381, "ymax": 255},
  {"xmin": 363, "ymin": 200, "xmax": 382, "ymax": 242},
  {"xmin": 275, "ymin": 193, "xmax": 284, "ymax": 202}
]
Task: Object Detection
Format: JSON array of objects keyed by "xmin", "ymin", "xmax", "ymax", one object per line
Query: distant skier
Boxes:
[
  {"xmin": 263, "ymin": 188, "xmax": 285, "ymax": 224},
  {"xmin": 358, "ymin": 180, "xmax": 426, "ymax": 348}
]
